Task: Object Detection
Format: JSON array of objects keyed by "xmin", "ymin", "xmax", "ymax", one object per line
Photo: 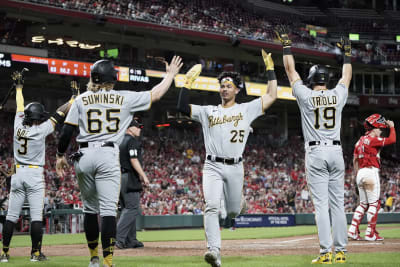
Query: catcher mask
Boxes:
[{"xmin": 364, "ymin": 114, "xmax": 388, "ymax": 131}]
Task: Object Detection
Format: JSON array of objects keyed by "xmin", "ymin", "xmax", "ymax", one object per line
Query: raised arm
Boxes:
[
  {"xmin": 151, "ymin": 56, "xmax": 183, "ymax": 102},
  {"xmin": 336, "ymin": 37, "xmax": 352, "ymax": 89},
  {"xmin": 50, "ymin": 80, "xmax": 80, "ymax": 127},
  {"xmin": 275, "ymin": 25, "xmax": 301, "ymax": 85},
  {"xmin": 177, "ymin": 64, "xmax": 202, "ymax": 116},
  {"xmin": 261, "ymin": 49, "xmax": 277, "ymax": 111},
  {"xmin": 11, "ymin": 71, "xmax": 25, "ymax": 112}
]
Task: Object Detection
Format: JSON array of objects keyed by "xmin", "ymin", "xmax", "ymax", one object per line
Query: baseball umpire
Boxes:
[
  {"xmin": 348, "ymin": 115, "xmax": 396, "ymax": 241},
  {"xmin": 276, "ymin": 25, "xmax": 352, "ymax": 264},
  {"xmin": 0, "ymin": 72, "xmax": 78, "ymax": 262},
  {"xmin": 55, "ymin": 56, "xmax": 182, "ymax": 267},
  {"xmin": 116, "ymin": 119, "xmax": 148, "ymax": 249},
  {"xmin": 177, "ymin": 50, "xmax": 277, "ymax": 267}
]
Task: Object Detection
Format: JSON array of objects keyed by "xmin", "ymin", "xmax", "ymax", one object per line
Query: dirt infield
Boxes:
[{"xmin": 10, "ymin": 235, "xmax": 400, "ymax": 257}]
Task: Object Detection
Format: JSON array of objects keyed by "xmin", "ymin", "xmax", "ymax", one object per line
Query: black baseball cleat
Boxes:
[{"xmin": 30, "ymin": 252, "xmax": 48, "ymax": 262}]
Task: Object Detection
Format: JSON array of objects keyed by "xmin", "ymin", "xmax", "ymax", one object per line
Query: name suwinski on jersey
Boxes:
[
  {"xmin": 311, "ymin": 95, "xmax": 337, "ymax": 108},
  {"xmin": 82, "ymin": 93, "xmax": 125, "ymax": 106},
  {"xmin": 208, "ymin": 113, "xmax": 243, "ymax": 128},
  {"xmin": 16, "ymin": 128, "xmax": 29, "ymax": 138}
]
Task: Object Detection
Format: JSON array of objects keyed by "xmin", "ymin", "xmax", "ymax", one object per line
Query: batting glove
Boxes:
[
  {"xmin": 11, "ymin": 71, "xmax": 24, "ymax": 86},
  {"xmin": 184, "ymin": 64, "xmax": 202, "ymax": 89},
  {"xmin": 336, "ymin": 36, "xmax": 352, "ymax": 57},
  {"xmin": 262, "ymin": 49, "xmax": 274, "ymax": 71},
  {"xmin": 70, "ymin": 80, "xmax": 80, "ymax": 98},
  {"xmin": 274, "ymin": 25, "xmax": 292, "ymax": 47}
]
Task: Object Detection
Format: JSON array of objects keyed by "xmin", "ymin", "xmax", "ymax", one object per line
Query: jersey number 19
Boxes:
[{"xmin": 313, "ymin": 107, "xmax": 336, "ymax": 130}]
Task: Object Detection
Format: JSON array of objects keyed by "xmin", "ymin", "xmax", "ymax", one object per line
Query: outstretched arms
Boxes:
[
  {"xmin": 151, "ymin": 56, "xmax": 183, "ymax": 102},
  {"xmin": 336, "ymin": 37, "xmax": 352, "ymax": 89},
  {"xmin": 261, "ymin": 49, "xmax": 277, "ymax": 111},
  {"xmin": 177, "ymin": 64, "xmax": 202, "ymax": 116}
]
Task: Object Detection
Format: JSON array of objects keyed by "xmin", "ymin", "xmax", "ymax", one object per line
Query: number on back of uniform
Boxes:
[
  {"xmin": 17, "ymin": 136, "xmax": 28, "ymax": 155},
  {"xmin": 230, "ymin": 130, "xmax": 244, "ymax": 143},
  {"xmin": 313, "ymin": 107, "xmax": 336, "ymax": 129},
  {"xmin": 87, "ymin": 108, "xmax": 121, "ymax": 134}
]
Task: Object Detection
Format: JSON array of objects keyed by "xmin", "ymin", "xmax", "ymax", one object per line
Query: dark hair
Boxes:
[{"xmin": 217, "ymin": 72, "xmax": 244, "ymax": 90}]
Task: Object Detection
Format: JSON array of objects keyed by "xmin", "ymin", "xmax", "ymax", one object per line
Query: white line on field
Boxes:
[{"xmin": 279, "ymin": 237, "xmax": 315, "ymax": 243}]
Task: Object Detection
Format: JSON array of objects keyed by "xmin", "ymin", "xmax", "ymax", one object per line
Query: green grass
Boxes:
[
  {"xmin": 3, "ymin": 253, "xmax": 400, "ymax": 267},
  {"xmin": 8, "ymin": 224, "xmax": 400, "ymax": 248}
]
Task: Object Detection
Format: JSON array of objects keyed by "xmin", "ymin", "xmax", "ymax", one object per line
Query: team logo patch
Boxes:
[{"xmin": 129, "ymin": 149, "xmax": 137, "ymax": 156}]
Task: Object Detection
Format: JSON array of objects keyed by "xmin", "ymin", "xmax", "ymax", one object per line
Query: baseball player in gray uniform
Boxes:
[
  {"xmin": 0, "ymin": 72, "xmax": 78, "ymax": 263},
  {"xmin": 55, "ymin": 56, "xmax": 182, "ymax": 267},
  {"xmin": 276, "ymin": 25, "xmax": 352, "ymax": 264},
  {"xmin": 177, "ymin": 50, "xmax": 277, "ymax": 267}
]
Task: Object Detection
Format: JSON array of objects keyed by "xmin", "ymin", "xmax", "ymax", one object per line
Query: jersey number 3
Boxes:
[
  {"xmin": 87, "ymin": 109, "xmax": 121, "ymax": 134},
  {"xmin": 17, "ymin": 136, "xmax": 28, "ymax": 155},
  {"xmin": 313, "ymin": 107, "xmax": 336, "ymax": 129}
]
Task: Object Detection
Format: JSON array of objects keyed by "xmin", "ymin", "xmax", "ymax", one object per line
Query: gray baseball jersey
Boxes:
[
  {"xmin": 191, "ymin": 98, "xmax": 263, "ymax": 158},
  {"xmin": 293, "ymin": 80, "xmax": 348, "ymax": 254},
  {"xmin": 191, "ymin": 98, "xmax": 263, "ymax": 251},
  {"xmin": 13, "ymin": 112, "xmax": 54, "ymax": 166},
  {"xmin": 292, "ymin": 80, "xmax": 348, "ymax": 143},
  {"xmin": 66, "ymin": 89, "xmax": 151, "ymax": 217},
  {"xmin": 65, "ymin": 90, "xmax": 151, "ymax": 145}
]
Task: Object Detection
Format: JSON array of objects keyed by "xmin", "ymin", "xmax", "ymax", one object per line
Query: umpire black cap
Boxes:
[
  {"xmin": 91, "ymin": 59, "xmax": 118, "ymax": 84},
  {"xmin": 129, "ymin": 119, "xmax": 143, "ymax": 129},
  {"xmin": 306, "ymin": 65, "xmax": 330, "ymax": 88},
  {"xmin": 24, "ymin": 102, "xmax": 48, "ymax": 125}
]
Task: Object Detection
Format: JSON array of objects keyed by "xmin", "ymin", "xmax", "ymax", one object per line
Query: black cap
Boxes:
[{"xmin": 129, "ymin": 119, "xmax": 143, "ymax": 128}]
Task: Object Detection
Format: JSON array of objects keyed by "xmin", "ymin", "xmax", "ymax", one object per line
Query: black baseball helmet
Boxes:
[
  {"xmin": 23, "ymin": 102, "xmax": 48, "ymax": 125},
  {"xmin": 90, "ymin": 59, "xmax": 118, "ymax": 84},
  {"xmin": 306, "ymin": 65, "xmax": 330, "ymax": 88}
]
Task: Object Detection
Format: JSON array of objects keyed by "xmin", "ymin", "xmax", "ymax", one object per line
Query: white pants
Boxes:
[{"xmin": 356, "ymin": 167, "xmax": 380, "ymax": 204}]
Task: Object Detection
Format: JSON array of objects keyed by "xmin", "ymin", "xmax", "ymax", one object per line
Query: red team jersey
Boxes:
[{"xmin": 354, "ymin": 127, "xmax": 396, "ymax": 169}]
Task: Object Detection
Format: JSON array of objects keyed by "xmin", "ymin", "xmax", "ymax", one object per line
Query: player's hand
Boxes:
[
  {"xmin": 261, "ymin": 49, "xmax": 274, "ymax": 71},
  {"xmin": 165, "ymin": 55, "xmax": 183, "ymax": 77},
  {"xmin": 71, "ymin": 80, "xmax": 80, "ymax": 98},
  {"xmin": 141, "ymin": 175, "xmax": 150, "ymax": 187},
  {"xmin": 11, "ymin": 71, "xmax": 24, "ymax": 87},
  {"xmin": 386, "ymin": 120, "xmax": 394, "ymax": 128},
  {"xmin": 336, "ymin": 36, "xmax": 351, "ymax": 57},
  {"xmin": 274, "ymin": 25, "xmax": 292, "ymax": 47},
  {"xmin": 184, "ymin": 64, "xmax": 202, "ymax": 89},
  {"xmin": 56, "ymin": 155, "xmax": 69, "ymax": 177}
]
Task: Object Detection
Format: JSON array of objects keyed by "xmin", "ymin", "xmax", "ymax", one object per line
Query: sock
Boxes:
[
  {"xmin": 2, "ymin": 220, "xmax": 15, "ymax": 254},
  {"xmin": 30, "ymin": 221, "xmax": 43, "ymax": 255},
  {"xmin": 84, "ymin": 213, "xmax": 99, "ymax": 259},
  {"xmin": 101, "ymin": 216, "xmax": 116, "ymax": 267}
]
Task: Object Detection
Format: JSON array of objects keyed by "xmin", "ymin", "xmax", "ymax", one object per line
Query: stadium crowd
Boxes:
[{"xmin": 0, "ymin": 122, "xmax": 399, "ymax": 217}]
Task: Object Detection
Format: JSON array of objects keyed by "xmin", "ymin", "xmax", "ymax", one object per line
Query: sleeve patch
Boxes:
[{"xmin": 129, "ymin": 149, "xmax": 138, "ymax": 157}]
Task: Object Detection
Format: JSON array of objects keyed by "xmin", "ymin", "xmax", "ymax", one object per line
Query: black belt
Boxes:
[
  {"xmin": 121, "ymin": 167, "xmax": 133, "ymax": 174},
  {"xmin": 206, "ymin": 155, "xmax": 242, "ymax": 165},
  {"xmin": 309, "ymin": 140, "xmax": 341, "ymax": 146},
  {"xmin": 79, "ymin": 142, "xmax": 114, "ymax": 148}
]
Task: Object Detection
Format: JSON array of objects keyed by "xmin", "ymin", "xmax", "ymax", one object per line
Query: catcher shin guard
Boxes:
[
  {"xmin": 2, "ymin": 220, "xmax": 15, "ymax": 254},
  {"xmin": 84, "ymin": 213, "xmax": 99, "ymax": 259},
  {"xmin": 101, "ymin": 216, "xmax": 116, "ymax": 267},
  {"xmin": 30, "ymin": 221, "xmax": 43, "ymax": 254},
  {"xmin": 348, "ymin": 202, "xmax": 368, "ymax": 239},
  {"xmin": 365, "ymin": 201, "xmax": 380, "ymax": 238}
]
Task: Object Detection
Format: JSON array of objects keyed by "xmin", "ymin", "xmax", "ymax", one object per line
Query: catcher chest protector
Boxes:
[
  {"xmin": 91, "ymin": 59, "xmax": 118, "ymax": 84},
  {"xmin": 24, "ymin": 102, "xmax": 48, "ymax": 125},
  {"xmin": 306, "ymin": 65, "xmax": 330, "ymax": 88}
]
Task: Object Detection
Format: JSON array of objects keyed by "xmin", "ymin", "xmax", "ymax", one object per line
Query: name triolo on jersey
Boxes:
[
  {"xmin": 311, "ymin": 95, "xmax": 337, "ymax": 108},
  {"xmin": 81, "ymin": 93, "xmax": 124, "ymax": 106}
]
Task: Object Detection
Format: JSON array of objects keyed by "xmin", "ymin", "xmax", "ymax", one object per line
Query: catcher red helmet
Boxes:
[{"xmin": 364, "ymin": 114, "xmax": 388, "ymax": 131}]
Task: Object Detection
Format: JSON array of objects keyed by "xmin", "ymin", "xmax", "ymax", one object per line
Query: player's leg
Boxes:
[
  {"xmin": 2, "ymin": 169, "xmax": 25, "ymax": 261},
  {"xmin": 74, "ymin": 151, "xmax": 100, "ymax": 266},
  {"xmin": 95, "ymin": 147, "xmax": 121, "ymax": 267},
  {"xmin": 305, "ymin": 148, "xmax": 332, "ymax": 258},
  {"xmin": 327, "ymin": 149, "xmax": 347, "ymax": 256},
  {"xmin": 364, "ymin": 169, "xmax": 382, "ymax": 241},
  {"xmin": 223, "ymin": 163, "xmax": 244, "ymax": 222},
  {"xmin": 25, "ymin": 167, "xmax": 47, "ymax": 261},
  {"xmin": 125, "ymin": 192, "xmax": 142, "ymax": 248},
  {"xmin": 348, "ymin": 170, "xmax": 368, "ymax": 240},
  {"xmin": 202, "ymin": 161, "xmax": 223, "ymax": 266}
]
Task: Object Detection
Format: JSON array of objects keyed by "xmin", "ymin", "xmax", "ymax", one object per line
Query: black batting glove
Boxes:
[
  {"xmin": 11, "ymin": 71, "xmax": 24, "ymax": 86},
  {"xmin": 274, "ymin": 25, "xmax": 292, "ymax": 47},
  {"xmin": 70, "ymin": 80, "xmax": 80, "ymax": 98}
]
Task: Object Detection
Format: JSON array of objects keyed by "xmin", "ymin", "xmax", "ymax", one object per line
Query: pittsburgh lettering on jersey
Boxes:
[
  {"xmin": 311, "ymin": 95, "xmax": 337, "ymax": 108},
  {"xmin": 208, "ymin": 113, "xmax": 243, "ymax": 128},
  {"xmin": 16, "ymin": 128, "xmax": 29, "ymax": 138},
  {"xmin": 82, "ymin": 94, "xmax": 124, "ymax": 106}
]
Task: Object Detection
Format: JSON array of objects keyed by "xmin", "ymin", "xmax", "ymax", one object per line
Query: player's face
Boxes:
[{"xmin": 220, "ymin": 81, "xmax": 239, "ymax": 102}]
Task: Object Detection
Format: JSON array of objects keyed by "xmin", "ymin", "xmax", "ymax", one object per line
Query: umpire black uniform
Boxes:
[{"xmin": 116, "ymin": 120, "xmax": 147, "ymax": 249}]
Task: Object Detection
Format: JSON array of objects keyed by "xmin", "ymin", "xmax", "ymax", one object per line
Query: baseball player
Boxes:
[
  {"xmin": 0, "ymin": 72, "xmax": 78, "ymax": 263},
  {"xmin": 348, "ymin": 115, "xmax": 396, "ymax": 241},
  {"xmin": 177, "ymin": 50, "xmax": 277, "ymax": 267},
  {"xmin": 55, "ymin": 57, "xmax": 183, "ymax": 267},
  {"xmin": 276, "ymin": 25, "xmax": 352, "ymax": 264}
]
